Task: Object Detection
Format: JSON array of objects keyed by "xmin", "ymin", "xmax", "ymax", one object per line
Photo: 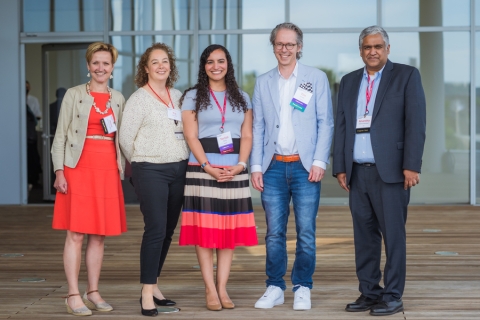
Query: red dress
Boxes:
[{"xmin": 52, "ymin": 92, "xmax": 127, "ymax": 236}]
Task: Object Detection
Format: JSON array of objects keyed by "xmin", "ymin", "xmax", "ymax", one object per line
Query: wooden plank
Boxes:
[{"xmin": 0, "ymin": 205, "xmax": 479, "ymax": 319}]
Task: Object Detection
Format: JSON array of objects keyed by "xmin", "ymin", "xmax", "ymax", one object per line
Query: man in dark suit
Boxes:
[{"xmin": 333, "ymin": 25, "xmax": 426, "ymax": 316}]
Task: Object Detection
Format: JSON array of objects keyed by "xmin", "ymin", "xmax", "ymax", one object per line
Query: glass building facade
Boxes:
[{"xmin": 12, "ymin": 0, "xmax": 480, "ymax": 205}]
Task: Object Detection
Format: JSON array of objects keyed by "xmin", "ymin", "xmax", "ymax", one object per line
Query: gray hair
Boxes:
[
  {"xmin": 359, "ymin": 25, "xmax": 389, "ymax": 48},
  {"xmin": 270, "ymin": 22, "xmax": 303, "ymax": 60}
]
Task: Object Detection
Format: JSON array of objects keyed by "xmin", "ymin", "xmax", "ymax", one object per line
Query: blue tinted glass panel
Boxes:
[
  {"xmin": 23, "ymin": 0, "xmax": 104, "ymax": 32},
  {"xmin": 383, "ymin": 0, "xmax": 469, "ymax": 27},
  {"xmin": 110, "ymin": 0, "xmax": 193, "ymax": 31},
  {"xmin": 200, "ymin": 0, "xmax": 284, "ymax": 30},
  {"xmin": 290, "ymin": 0, "xmax": 376, "ymax": 28}
]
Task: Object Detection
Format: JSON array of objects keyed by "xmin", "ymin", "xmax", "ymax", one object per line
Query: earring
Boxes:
[
  {"xmin": 87, "ymin": 71, "xmax": 90, "ymax": 77},
  {"xmin": 110, "ymin": 73, "xmax": 113, "ymax": 79}
]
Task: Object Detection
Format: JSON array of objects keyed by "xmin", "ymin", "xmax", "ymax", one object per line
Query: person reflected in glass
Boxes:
[
  {"xmin": 51, "ymin": 42, "xmax": 127, "ymax": 316},
  {"xmin": 119, "ymin": 43, "xmax": 189, "ymax": 317},
  {"xmin": 178, "ymin": 44, "xmax": 258, "ymax": 311}
]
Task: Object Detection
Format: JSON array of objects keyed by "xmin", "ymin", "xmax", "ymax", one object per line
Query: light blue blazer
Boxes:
[{"xmin": 250, "ymin": 62, "xmax": 334, "ymax": 173}]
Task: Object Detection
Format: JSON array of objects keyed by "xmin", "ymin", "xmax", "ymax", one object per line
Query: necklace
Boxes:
[{"xmin": 86, "ymin": 81, "xmax": 112, "ymax": 115}]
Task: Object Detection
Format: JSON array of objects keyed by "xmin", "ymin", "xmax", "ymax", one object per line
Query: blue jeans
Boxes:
[{"xmin": 261, "ymin": 159, "xmax": 321, "ymax": 291}]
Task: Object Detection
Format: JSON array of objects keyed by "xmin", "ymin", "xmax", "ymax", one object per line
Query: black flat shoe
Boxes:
[
  {"xmin": 369, "ymin": 300, "xmax": 404, "ymax": 316},
  {"xmin": 345, "ymin": 294, "xmax": 379, "ymax": 312},
  {"xmin": 153, "ymin": 296, "xmax": 176, "ymax": 306},
  {"xmin": 139, "ymin": 297, "xmax": 158, "ymax": 317}
]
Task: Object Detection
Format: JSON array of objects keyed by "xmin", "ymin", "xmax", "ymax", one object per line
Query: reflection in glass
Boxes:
[
  {"xmin": 389, "ymin": 32, "xmax": 469, "ymax": 203},
  {"xmin": 199, "ymin": 0, "xmax": 284, "ymax": 30},
  {"xmin": 110, "ymin": 36, "xmax": 193, "ymax": 99},
  {"xmin": 110, "ymin": 0, "xmax": 193, "ymax": 31},
  {"xmin": 382, "ymin": 0, "xmax": 469, "ymax": 27},
  {"xmin": 23, "ymin": 0, "xmax": 104, "ymax": 32},
  {"xmin": 290, "ymin": 0, "xmax": 376, "ymax": 28}
]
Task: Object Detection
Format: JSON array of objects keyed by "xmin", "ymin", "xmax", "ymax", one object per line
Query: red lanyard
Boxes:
[
  {"xmin": 365, "ymin": 75, "xmax": 374, "ymax": 116},
  {"xmin": 209, "ymin": 88, "xmax": 227, "ymax": 133},
  {"xmin": 148, "ymin": 83, "xmax": 174, "ymax": 109}
]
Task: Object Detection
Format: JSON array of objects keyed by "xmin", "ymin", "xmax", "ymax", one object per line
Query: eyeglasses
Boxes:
[{"xmin": 274, "ymin": 43, "xmax": 297, "ymax": 50}]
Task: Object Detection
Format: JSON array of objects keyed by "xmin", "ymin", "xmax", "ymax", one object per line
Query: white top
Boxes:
[
  {"xmin": 276, "ymin": 63, "xmax": 299, "ymax": 156},
  {"xmin": 27, "ymin": 94, "xmax": 41, "ymax": 118},
  {"xmin": 119, "ymin": 87, "xmax": 189, "ymax": 164}
]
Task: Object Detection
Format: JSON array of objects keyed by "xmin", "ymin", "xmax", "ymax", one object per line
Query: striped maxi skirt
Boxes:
[{"xmin": 178, "ymin": 138, "xmax": 258, "ymax": 249}]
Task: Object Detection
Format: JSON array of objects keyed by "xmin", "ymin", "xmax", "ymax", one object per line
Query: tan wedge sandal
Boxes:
[
  {"xmin": 64, "ymin": 293, "xmax": 92, "ymax": 316},
  {"xmin": 82, "ymin": 290, "xmax": 113, "ymax": 312}
]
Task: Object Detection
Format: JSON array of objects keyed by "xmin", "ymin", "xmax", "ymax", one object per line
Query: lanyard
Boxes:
[
  {"xmin": 148, "ymin": 83, "xmax": 174, "ymax": 109},
  {"xmin": 148, "ymin": 83, "xmax": 178, "ymax": 125},
  {"xmin": 209, "ymin": 88, "xmax": 227, "ymax": 133},
  {"xmin": 364, "ymin": 75, "xmax": 375, "ymax": 117}
]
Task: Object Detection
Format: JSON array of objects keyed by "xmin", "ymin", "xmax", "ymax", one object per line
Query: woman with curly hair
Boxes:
[
  {"xmin": 178, "ymin": 44, "xmax": 258, "ymax": 311},
  {"xmin": 119, "ymin": 43, "xmax": 189, "ymax": 317}
]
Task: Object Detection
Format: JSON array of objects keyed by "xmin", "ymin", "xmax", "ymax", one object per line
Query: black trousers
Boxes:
[
  {"xmin": 132, "ymin": 160, "xmax": 188, "ymax": 284},
  {"xmin": 349, "ymin": 163, "xmax": 410, "ymax": 302}
]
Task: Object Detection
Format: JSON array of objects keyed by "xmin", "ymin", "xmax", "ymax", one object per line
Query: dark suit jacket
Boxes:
[{"xmin": 333, "ymin": 60, "xmax": 426, "ymax": 184}]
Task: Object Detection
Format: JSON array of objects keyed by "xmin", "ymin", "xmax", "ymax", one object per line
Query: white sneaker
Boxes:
[
  {"xmin": 254, "ymin": 285, "xmax": 284, "ymax": 309},
  {"xmin": 293, "ymin": 286, "xmax": 311, "ymax": 310}
]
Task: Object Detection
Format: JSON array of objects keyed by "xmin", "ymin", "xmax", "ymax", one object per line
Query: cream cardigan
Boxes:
[
  {"xmin": 119, "ymin": 87, "xmax": 189, "ymax": 164},
  {"xmin": 51, "ymin": 84, "xmax": 126, "ymax": 179}
]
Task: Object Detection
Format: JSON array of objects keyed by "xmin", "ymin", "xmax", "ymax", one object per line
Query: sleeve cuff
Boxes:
[
  {"xmin": 250, "ymin": 164, "xmax": 262, "ymax": 173},
  {"xmin": 312, "ymin": 160, "xmax": 327, "ymax": 170}
]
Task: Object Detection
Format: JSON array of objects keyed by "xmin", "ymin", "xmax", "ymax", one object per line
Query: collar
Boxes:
[
  {"xmin": 277, "ymin": 61, "xmax": 298, "ymax": 80},
  {"xmin": 363, "ymin": 64, "xmax": 386, "ymax": 80}
]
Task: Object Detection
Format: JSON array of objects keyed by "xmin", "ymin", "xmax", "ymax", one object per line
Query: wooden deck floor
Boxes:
[{"xmin": 0, "ymin": 205, "xmax": 479, "ymax": 319}]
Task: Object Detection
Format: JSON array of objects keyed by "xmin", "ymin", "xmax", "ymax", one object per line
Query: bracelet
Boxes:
[
  {"xmin": 200, "ymin": 161, "xmax": 210, "ymax": 170},
  {"xmin": 237, "ymin": 161, "xmax": 247, "ymax": 171}
]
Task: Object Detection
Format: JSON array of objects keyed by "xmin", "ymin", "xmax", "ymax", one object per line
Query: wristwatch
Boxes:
[{"xmin": 201, "ymin": 161, "xmax": 210, "ymax": 170}]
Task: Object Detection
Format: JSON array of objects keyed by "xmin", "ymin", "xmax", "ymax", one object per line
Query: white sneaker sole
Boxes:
[
  {"xmin": 293, "ymin": 304, "xmax": 311, "ymax": 311},
  {"xmin": 254, "ymin": 297, "xmax": 284, "ymax": 309}
]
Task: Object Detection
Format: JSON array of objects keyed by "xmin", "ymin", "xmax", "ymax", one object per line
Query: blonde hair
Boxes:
[{"xmin": 85, "ymin": 42, "xmax": 118, "ymax": 64}]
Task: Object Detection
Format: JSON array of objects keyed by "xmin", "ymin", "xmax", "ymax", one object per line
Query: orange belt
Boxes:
[{"xmin": 274, "ymin": 154, "xmax": 300, "ymax": 162}]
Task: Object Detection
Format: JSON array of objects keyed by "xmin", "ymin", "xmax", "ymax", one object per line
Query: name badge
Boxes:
[
  {"xmin": 216, "ymin": 131, "xmax": 234, "ymax": 154},
  {"xmin": 174, "ymin": 131, "xmax": 185, "ymax": 140},
  {"xmin": 356, "ymin": 116, "xmax": 372, "ymax": 133},
  {"xmin": 100, "ymin": 114, "xmax": 117, "ymax": 134},
  {"xmin": 290, "ymin": 87, "xmax": 313, "ymax": 112},
  {"xmin": 168, "ymin": 109, "xmax": 182, "ymax": 121}
]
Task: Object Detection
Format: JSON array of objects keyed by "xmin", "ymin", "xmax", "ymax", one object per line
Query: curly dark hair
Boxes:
[
  {"xmin": 180, "ymin": 44, "xmax": 247, "ymax": 115},
  {"xmin": 135, "ymin": 42, "xmax": 178, "ymax": 88}
]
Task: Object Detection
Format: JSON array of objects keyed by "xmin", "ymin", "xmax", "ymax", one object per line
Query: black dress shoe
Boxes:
[
  {"xmin": 139, "ymin": 297, "xmax": 158, "ymax": 317},
  {"xmin": 370, "ymin": 300, "xmax": 404, "ymax": 316},
  {"xmin": 153, "ymin": 296, "xmax": 176, "ymax": 306},
  {"xmin": 345, "ymin": 294, "xmax": 379, "ymax": 312}
]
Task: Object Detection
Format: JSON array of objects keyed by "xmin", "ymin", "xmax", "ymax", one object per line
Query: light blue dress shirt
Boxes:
[{"xmin": 353, "ymin": 66, "xmax": 385, "ymax": 163}]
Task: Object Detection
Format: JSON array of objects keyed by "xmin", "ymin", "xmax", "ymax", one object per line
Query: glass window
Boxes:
[
  {"xmin": 199, "ymin": 0, "xmax": 285, "ymax": 30},
  {"xmin": 110, "ymin": 35, "xmax": 194, "ymax": 99},
  {"xmin": 23, "ymin": 0, "xmax": 104, "ymax": 32},
  {"xmin": 389, "ymin": 32, "xmax": 470, "ymax": 204},
  {"xmin": 290, "ymin": 0, "xmax": 376, "ymax": 28},
  {"xmin": 110, "ymin": 0, "xmax": 193, "ymax": 31},
  {"xmin": 382, "ymin": 0, "xmax": 470, "ymax": 27}
]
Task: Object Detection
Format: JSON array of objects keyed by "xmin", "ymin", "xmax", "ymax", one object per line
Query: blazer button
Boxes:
[
  {"xmin": 70, "ymin": 144, "xmax": 73, "ymax": 147},
  {"xmin": 75, "ymin": 130, "xmax": 78, "ymax": 133},
  {"xmin": 77, "ymin": 115, "xmax": 80, "ymax": 118},
  {"xmin": 276, "ymin": 125, "xmax": 279, "ymax": 128},
  {"xmin": 274, "ymin": 142, "xmax": 276, "ymax": 145},
  {"xmin": 79, "ymin": 100, "xmax": 82, "ymax": 103}
]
